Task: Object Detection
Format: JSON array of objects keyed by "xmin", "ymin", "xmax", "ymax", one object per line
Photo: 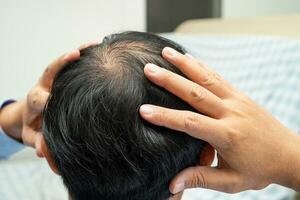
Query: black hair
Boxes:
[{"xmin": 42, "ymin": 31, "xmax": 205, "ymax": 200}]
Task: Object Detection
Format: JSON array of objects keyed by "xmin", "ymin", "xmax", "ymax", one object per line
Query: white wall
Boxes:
[
  {"xmin": 0, "ymin": 0, "xmax": 145, "ymax": 100},
  {"xmin": 222, "ymin": 0, "xmax": 300, "ymax": 18},
  {"xmin": 3, "ymin": 0, "xmax": 300, "ymax": 100}
]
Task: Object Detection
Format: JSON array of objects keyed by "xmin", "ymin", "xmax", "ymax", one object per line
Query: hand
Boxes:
[
  {"xmin": 0, "ymin": 41, "xmax": 98, "ymax": 157},
  {"xmin": 139, "ymin": 47, "xmax": 300, "ymax": 193},
  {"xmin": 23, "ymin": 49, "xmax": 82, "ymax": 156}
]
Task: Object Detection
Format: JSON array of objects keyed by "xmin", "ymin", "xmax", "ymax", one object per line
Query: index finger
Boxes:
[
  {"xmin": 40, "ymin": 41, "xmax": 99, "ymax": 88},
  {"xmin": 40, "ymin": 49, "xmax": 80, "ymax": 88},
  {"xmin": 139, "ymin": 104, "xmax": 226, "ymax": 147},
  {"xmin": 162, "ymin": 47, "xmax": 235, "ymax": 98}
]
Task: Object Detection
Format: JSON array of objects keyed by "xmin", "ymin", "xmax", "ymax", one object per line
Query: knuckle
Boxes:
[
  {"xmin": 184, "ymin": 112, "xmax": 199, "ymax": 132},
  {"xmin": 43, "ymin": 66, "xmax": 50, "ymax": 76},
  {"xmin": 201, "ymin": 73, "xmax": 214, "ymax": 87},
  {"xmin": 28, "ymin": 90, "xmax": 43, "ymax": 111},
  {"xmin": 201, "ymin": 72, "xmax": 219, "ymax": 87},
  {"xmin": 155, "ymin": 108, "xmax": 168, "ymax": 125},
  {"xmin": 212, "ymin": 71, "xmax": 222, "ymax": 82},
  {"xmin": 189, "ymin": 168, "xmax": 208, "ymax": 189},
  {"xmin": 221, "ymin": 126, "xmax": 247, "ymax": 151},
  {"xmin": 220, "ymin": 125, "xmax": 240, "ymax": 150},
  {"xmin": 190, "ymin": 86, "xmax": 206, "ymax": 102}
]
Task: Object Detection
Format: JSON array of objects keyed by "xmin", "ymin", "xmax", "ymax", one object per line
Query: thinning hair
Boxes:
[{"xmin": 42, "ymin": 31, "xmax": 205, "ymax": 200}]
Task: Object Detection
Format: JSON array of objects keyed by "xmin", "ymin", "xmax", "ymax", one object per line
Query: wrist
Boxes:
[
  {"xmin": 0, "ymin": 100, "xmax": 25, "ymax": 141},
  {"xmin": 288, "ymin": 134, "xmax": 300, "ymax": 191},
  {"xmin": 274, "ymin": 131, "xmax": 300, "ymax": 191}
]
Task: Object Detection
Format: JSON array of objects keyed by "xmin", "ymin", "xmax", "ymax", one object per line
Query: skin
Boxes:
[
  {"xmin": 139, "ymin": 47, "xmax": 300, "ymax": 194},
  {"xmin": 0, "ymin": 41, "xmax": 98, "ymax": 157}
]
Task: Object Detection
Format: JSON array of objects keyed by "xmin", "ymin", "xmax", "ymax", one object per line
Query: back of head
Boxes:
[{"xmin": 43, "ymin": 31, "xmax": 205, "ymax": 200}]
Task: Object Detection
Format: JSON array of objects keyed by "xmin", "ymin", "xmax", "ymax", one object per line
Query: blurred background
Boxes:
[
  {"xmin": 1, "ymin": 0, "xmax": 300, "ymax": 100},
  {"xmin": 1, "ymin": 1, "xmax": 300, "ymax": 200}
]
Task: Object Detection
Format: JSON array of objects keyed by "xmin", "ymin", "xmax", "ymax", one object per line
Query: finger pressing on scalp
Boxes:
[
  {"xmin": 41, "ymin": 41, "xmax": 99, "ymax": 88},
  {"xmin": 144, "ymin": 63, "xmax": 225, "ymax": 118},
  {"xmin": 169, "ymin": 166, "xmax": 242, "ymax": 194},
  {"xmin": 78, "ymin": 40, "xmax": 99, "ymax": 50},
  {"xmin": 161, "ymin": 47, "xmax": 235, "ymax": 98},
  {"xmin": 40, "ymin": 49, "xmax": 80, "ymax": 88},
  {"xmin": 139, "ymin": 105, "xmax": 225, "ymax": 146},
  {"xmin": 35, "ymin": 133, "xmax": 44, "ymax": 157}
]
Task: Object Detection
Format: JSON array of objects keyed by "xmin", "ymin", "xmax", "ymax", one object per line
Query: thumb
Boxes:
[
  {"xmin": 35, "ymin": 132, "xmax": 44, "ymax": 158},
  {"xmin": 23, "ymin": 127, "xmax": 44, "ymax": 157},
  {"xmin": 169, "ymin": 166, "xmax": 242, "ymax": 194}
]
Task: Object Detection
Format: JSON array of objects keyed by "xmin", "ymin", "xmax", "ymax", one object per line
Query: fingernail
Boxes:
[
  {"xmin": 164, "ymin": 47, "xmax": 177, "ymax": 57},
  {"xmin": 140, "ymin": 105, "xmax": 153, "ymax": 115},
  {"xmin": 145, "ymin": 63, "xmax": 160, "ymax": 74},
  {"xmin": 172, "ymin": 183, "xmax": 185, "ymax": 194}
]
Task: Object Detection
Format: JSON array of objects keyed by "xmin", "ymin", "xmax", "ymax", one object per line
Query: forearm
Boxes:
[{"xmin": 0, "ymin": 100, "xmax": 24, "ymax": 141}]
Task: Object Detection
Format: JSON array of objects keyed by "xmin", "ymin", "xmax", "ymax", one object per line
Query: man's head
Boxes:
[{"xmin": 41, "ymin": 31, "xmax": 212, "ymax": 200}]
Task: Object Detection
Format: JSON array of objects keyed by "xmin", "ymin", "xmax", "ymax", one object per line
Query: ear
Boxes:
[
  {"xmin": 40, "ymin": 135, "xmax": 60, "ymax": 175},
  {"xmin": 198, "ymin": 143, "xmax": 215, "ymax": 166}
]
